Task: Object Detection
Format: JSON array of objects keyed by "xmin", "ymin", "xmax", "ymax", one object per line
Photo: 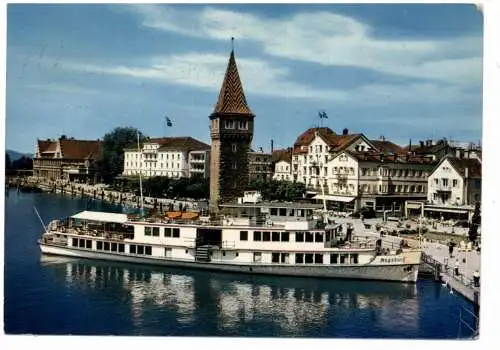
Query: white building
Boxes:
[
  {"xmin": 427, "ymin": 156, "xmax": 481, "ymax": 206},
  {"xmin": 291, "ymin": 127, "xmax": 375, "ymax": 187},
  {"xmin": 272, "ymin": 149, "xmax": 292, "ymax": 181},
  {"xmin": 123, "ymin": 137, "xmax": 210, "ymax": 179}
]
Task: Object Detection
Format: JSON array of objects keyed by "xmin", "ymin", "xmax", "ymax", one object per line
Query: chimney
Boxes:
[
  {"xmin": 426, "ymin": 139, "xmax": 432, "ymax": 147},
  {"xmin": 271, "ymin": 139, "xmax": 274, "ymax": 153},
  {"xmin": 419, "ymin": 141, "xmax": 424, "ymax": 148},
  {"xmin": 379, "ymin": 135, "xmax": 385, "ymax": 141},
  {"xmin": 342, "ymin": 128, "xmax": 348, "ymax": 135}
]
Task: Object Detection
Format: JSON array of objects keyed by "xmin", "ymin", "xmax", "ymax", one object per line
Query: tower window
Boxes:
[
  {"xmin": 238, "ymin": 121, "xmax": 248, "ymax": 130},
  {"xmin": 225, "ymin": 120, "xmax": 235, "ymax": 129},
  {"xmin": 232, "ymin": 143, "xmax": 237, "ymax": 152},
  {"xmin": 232, "ymin": 161, "xmax": 237, "ymax": 170}
]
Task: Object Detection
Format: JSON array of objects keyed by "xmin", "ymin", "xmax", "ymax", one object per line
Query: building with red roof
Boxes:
[{"xmin": 33, "ymin": 136, "xmax": 102, "ymax": 182}]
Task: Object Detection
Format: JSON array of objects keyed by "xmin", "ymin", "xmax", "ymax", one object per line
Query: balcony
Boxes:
[{"xmin": 434, "ymin": 184, "xmax": 452, "ymax": 192}]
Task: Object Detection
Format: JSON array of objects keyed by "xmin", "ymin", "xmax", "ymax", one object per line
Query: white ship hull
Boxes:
[{"xmin": 39, "ymin": 242, "xmax": 420, "ymax": 282}]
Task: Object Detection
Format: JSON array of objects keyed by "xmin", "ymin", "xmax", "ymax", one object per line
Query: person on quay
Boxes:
[
  {"xmin": 473, "ymin": 270, "xmax": 480, "ymax": 288},
  {"xmin": 454, "ymin": 259, "xmax": 460, "ymax": 276}
]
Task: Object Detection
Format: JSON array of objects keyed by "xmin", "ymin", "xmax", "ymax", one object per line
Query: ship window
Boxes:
[
  {"xmin": 104, "ymin": 242, "xmax": 110, "ymax": 251},
  {"xmin": 315, "ymin": 254, "xmax": 323, "ymax": 264},
  {"xmin": 137, "ymin": 245, "xmax": 144, "ymax": 255},
  {"xmin": 272, "ymin": 232, "xmax": 280, "ymax": 241},
  {"xmin": 288, "ymin": 209, "xmax": 295, "ymax": 217},
  {"xmin": 78, "ymin": 239, "xmax": 85, "ymax": 248},
  {"xmin": 295, "ymin": 253, "xmax": 304, "ymax": 264},
  {"xmin": 145, "ymin": 227, "xmax": 152, "ymax": 236},
  {"xmin": 305, "ymin": 253, "xmax": 314, "ymax": 264},
  {"xmin": 240, "ymin": 231, "xmax": 248, "ymax": 241},
  {"xmin": 263, "ymin": 232, "xmax": 271, "ymax": 242},
  {"xmin": 330, "ymin": 254, "xmax": 338, "ymax": 264},
  {"xmin": 236, "ymin": 252, "xmax": 239, "ymax": 257},
  {"xmin": 173, "ymin": 228, "xmax": 180, "ymax": 238},
  {"xmin": 85, "ymin": 240, "xmax": 91, "ymax": 249},
  {"xmin": 222, "ymin": 252, "xmax": 226, "ymax": 257},
  {"xmin": 279, "ymin": 208, "xmax": 287, "ymax": 216},
  {"xmin": 164, "ymin": 227, "xmax": 172, "ymax": 237},
  {"xmin": 295, "ymin": 232, "xmax": 304, "ymax": 242},
  {"xmin": 281, "ymin": 232, "xmax": 289, "ymax": 242},
  {"xmin": 315, "ymin": 232, "xmax": 324, "ymax": 243},
  {"xmin": 272, "ymin": 253, "xmax": 280, "ymax": 263},
  {"xmin": 305, "ymin": 232, "xmax": 314, "ymax": 242},
  {"xmin": 253, "ymin": 252, "xmax": 262, "ymax": 262},
  {"xmin": 297, "ymin": 209, "xmax": 304, "ymax": 217},
  {"xmin": 111, "ymin": 242, "xmax": 117, "ymax": 252},
  {"xmin": 145, "ymin": 246, "xmax": 152, "ymax": 256},
  {"xmin": 253, "ymin": 231, "xmax": 262, "ymax": 241},
  {"xmin": 152, "ymin": 227, "xmax": 160, "ymax": 237},
  {"xmin": 340, "ymin": 254, "xmax": 347, "ymax": 264},
  {"xmin": 270, "ymin": 208, "xmax": 278, "ymax": 216},
  {"xmin": 351, "ymin": 254, "xmax": 358, "ymax": 264},
  {"xmin": 72, "ymin": 238, "xmax": 78, "ymax": 247},
  {"xmin": 96, "ymin": 241, "xmax": 103, "ymax": 250},
  {"xmin": 118, "ymin": 244, "xmax": 125, "ymax": 253},
  {"xmin": 130, "ymin": 245, "xmax": 136, "ymax": 254},
  {"xmin": 281, "ymin": 253, "xmax": 289, "ymax": 264}
]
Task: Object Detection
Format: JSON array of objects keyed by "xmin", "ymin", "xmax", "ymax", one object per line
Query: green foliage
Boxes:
[
  {"xmin": 117, "ymin": 176, "xmax": 209, "ymax": 200},
  {"xmin": 11, "ymin": 156, "xmax": 33, "ymax": 170},
  {"xmin": 247, "ymin": 180, "xmax": 305, "ymax": 201},
  {"xmin": 97, "ymin": 127, "xmax": 147, "ymax": 184},
  {"xmin": 5, "ymin": 153, "xmax": 11, "ymax": 170}
]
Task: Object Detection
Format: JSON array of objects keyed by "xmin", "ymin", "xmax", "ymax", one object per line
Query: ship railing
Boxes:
[{"xmin": 221, "ymin": 241, "xmax": 236, "ymax": 249}]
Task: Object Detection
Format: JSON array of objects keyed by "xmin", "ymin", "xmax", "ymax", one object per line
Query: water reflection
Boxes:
[{"xmin": 40, "ymin": 256, "xmax": 421, "ymax": 337}]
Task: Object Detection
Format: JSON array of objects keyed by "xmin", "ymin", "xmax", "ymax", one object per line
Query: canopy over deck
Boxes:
[
  {"xmin": 71, "ymin": 211, "xmax": 128, "ymax": 224},
  {"xmin": 313, "ymin": 195, "xmax": 355, "ymax": 202}
]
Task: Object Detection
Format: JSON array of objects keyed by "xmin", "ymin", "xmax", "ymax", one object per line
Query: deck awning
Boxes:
[
  {"xmin": 313, "ymin": 195, "xmax": 355, "ymax": 202},
  {"xmin": 71, "ymin": 211, "xmax": 128, "ymax": 224}
]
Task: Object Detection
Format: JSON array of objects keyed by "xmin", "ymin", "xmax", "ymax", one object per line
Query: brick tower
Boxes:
[{"xmin": 209, "ymin": 44, "xmax": 255, "ymax": 210}]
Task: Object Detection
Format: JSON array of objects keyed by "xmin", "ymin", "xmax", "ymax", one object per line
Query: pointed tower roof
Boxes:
[{"xmin": 213, "ymin": 47, "xmax": 253, "ymax": 116}]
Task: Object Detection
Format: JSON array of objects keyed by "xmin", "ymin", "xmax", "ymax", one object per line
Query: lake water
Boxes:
[{"xmin": 3, "ymin": 189, "xmax": 477, "ymax": 338}]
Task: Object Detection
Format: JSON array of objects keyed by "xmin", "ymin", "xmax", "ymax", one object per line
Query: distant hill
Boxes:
[{"xmin": 6, "ymin": 149, "xmax": 34, "ymax": 161}]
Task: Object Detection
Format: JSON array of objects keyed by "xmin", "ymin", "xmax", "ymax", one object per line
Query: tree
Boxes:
[
  {"xmin": 12, "ymin": 156, "xmax": 33, "ymax": 170},
  {"xmin": 468, "ymin": 202, "xmax": 481, "ymax": 244},
  {"xmin": 247, "ymin": 179, "xmax": 305, "ymax": 201},
  {"xmin": 96, "ymin": 127, "xmax": 147, "ymax": 184},
  {"xmin": 5, "ymin": 153, "xmax": 11, "ymax": 170}
]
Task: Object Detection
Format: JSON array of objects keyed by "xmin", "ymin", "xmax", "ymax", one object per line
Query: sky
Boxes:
[{"xmin": 5, "ymin": 3, "xmax": 484, "ymax": 153}]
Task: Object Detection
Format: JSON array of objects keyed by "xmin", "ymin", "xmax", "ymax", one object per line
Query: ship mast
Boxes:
[{"xmin": 136, "ymin": 132, "xmax": 145, "ymax": 216}]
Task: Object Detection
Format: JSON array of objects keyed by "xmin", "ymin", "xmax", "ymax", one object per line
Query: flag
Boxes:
[
  {"xmin": 165, "ymin": 116, "xmax": 173, "ymax": 127},
  {"xmin": 318, "ymin": 111, "xmax": 328, "ymax": 119}
]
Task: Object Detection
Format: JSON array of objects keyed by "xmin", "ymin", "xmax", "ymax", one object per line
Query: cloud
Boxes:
[
  {"xmin": 58, "ymin": 52, "xmax": 477, "ymax": 106},
  {"xmin": 61, "ymin": 53, "xmax": 350, "ymax": 101},
  {"xmin": 126, "ymin": 5, "xmax": 482, "ymax": 87},
  {"xmin": 26, "ymin": 83, "xmax": 98, "ymax": 95}
]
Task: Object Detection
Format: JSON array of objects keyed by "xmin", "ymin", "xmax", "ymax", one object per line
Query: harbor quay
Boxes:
[
  {"xmin": 422, "ymin": 240, "xmax": 480, "ymax": 305},
  {"xmin": 9, "ymin": 176, "xmax": 206, "ymax": 212}
]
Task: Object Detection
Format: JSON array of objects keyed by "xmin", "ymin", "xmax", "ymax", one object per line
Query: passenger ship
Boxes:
[{"xmin": 38, "ymin": 191, "xmax": 421, "ymax": 282}]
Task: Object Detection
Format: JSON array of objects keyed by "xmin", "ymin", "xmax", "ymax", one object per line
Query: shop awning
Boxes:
[{"xmin": 312, "ymin": 195, "xmax": 355, "ymax": 202}]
